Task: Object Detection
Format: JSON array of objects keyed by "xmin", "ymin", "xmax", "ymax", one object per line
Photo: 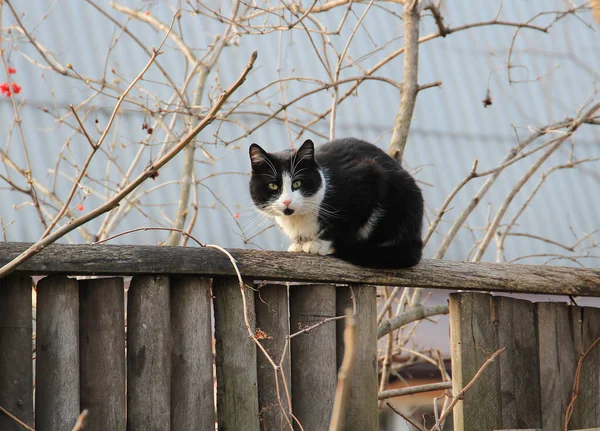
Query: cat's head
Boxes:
[{"xmin": 249, "ymin": 139, "xmax": 323, "ymax": 217}]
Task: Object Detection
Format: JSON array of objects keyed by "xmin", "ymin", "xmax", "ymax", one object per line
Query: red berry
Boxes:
[{"xmin": 7, "ymin": 67, "xmax": 17, "ymax": 74}]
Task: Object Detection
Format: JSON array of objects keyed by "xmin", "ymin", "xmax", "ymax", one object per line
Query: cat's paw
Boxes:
[
  {"xmin": 302, "ymin": 240, "xmax": 334, "ymax": 256},
  {"xmin": 288, "ymin": 242, "xmax": 303, "ymax": 252}
]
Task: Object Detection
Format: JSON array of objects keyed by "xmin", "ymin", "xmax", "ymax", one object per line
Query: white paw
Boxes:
[
  {"xmin": 302, "ymin": 240, "xmax": 334, "ymax": 256},
  {"xmin": 288, "ymin": 242, "xmax": 303, "ymax": 252}
]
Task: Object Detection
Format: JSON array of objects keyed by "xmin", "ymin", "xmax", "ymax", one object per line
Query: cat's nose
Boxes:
[{"xmin": 282, "ymin": 199, "xmax": 292, "ymax": 207}]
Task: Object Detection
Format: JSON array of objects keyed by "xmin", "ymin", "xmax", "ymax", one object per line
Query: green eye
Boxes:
[
  {"xmin": 268, "ymin": 183, "xmax": 278, "ymax": 190},
  {"xmin": 292, "ymin": 180, "xmax": 302, "ymax": 189}
]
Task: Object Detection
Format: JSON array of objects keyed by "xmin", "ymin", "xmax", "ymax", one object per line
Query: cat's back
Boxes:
[{"xmin": 315, "ymin": 137, "xmax": 399, "ymax": 172}]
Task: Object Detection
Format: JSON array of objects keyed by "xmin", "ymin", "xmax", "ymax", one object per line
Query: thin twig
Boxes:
[
  {"xmin": 564, "ymin": 334, "xmax": 600, "ymax": 431},
  {"xmin": 71, "ymin": 409, "xmax": 89, "ymax": 431},
  {"xmin": 378, "ymin": 381, "xmax": 453, "ymax": 400},
  {"xmin": 429, "ymin": 346, "xmax": 506, "ymax": 431},
  {"xmin": 385, "ymin": 402, "xmax": 425, "ymax": 431},
  {"xmin": 0, "ymin": 51, "xmax": 258, "ymax": 278},
  {"xmin": 40, "ymin": 13, "xmax": 176, "ymax": 239},
  {"xmin": 0, "ymin": 405, "xmax": 35, "ymax": 431}
]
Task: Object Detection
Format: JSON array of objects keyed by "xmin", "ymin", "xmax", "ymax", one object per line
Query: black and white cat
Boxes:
[{"xmin": 248, "ymin": 137, "xmax": 423, "ymax": 268}]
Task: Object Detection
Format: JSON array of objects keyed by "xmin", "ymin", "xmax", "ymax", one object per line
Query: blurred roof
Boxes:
[{"xmin": 1, "ymin": 0, "xmax": 598, "ymax": 267}]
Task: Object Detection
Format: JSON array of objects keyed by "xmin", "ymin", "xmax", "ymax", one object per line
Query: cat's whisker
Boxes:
[
  {"xmin": 242, "ymin": 216, "xmax": 272, "ymax": 238},
  {"xmin": 240, "ymin": 210, "xmax": 274, "ymax": 237}
]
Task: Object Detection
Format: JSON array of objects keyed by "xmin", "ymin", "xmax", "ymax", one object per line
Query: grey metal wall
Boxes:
[{"xmin": 1, "ymin": 0, "xmax": 598, "ymax": 266}]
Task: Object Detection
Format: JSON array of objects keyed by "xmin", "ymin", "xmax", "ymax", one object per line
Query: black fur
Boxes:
[{"xmin": 249, "ymin": 138, "xmax": 424, "ymax": 268}]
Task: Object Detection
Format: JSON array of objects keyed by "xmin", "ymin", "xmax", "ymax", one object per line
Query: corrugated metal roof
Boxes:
[{"xmin": 1, "ymin": 0, "xmax": 598, "ymax": 267}]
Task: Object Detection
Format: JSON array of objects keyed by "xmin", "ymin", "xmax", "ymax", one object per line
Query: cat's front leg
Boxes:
[{"xmin": 302, "ymin": 240, "xmax": 335, "ymax": 256}]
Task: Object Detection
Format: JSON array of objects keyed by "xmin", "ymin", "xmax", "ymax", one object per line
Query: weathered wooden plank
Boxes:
[
  {"xmin": 170, "ymin": 276, "xmax": 214, "ymax": 430},
  {"xmin": 35, "ymin": 275, "xmax": 80, "ymax": 431},
  {"xmin": 127, "ymin": 276, "xmax": 170, "ymax": 430},
  {"xmin": 255, "ymin": 283, "xmax": 293, "ymax": 429},
  {"xmin": 213, "ymin": 276, "xmax": 260, "ymax": 430},
  {"xmin": 79, "ymin": 277, "xmax": 126, "ymax": 431},
  {"xmin": 2, "ymin": 242, "xmax": 600, "ymax": 296},
  {"xmin": 494, "ymin": 296, "xmax": 541, "ymax": 429},
  {"xmin": 570, "ymin": 306, "xmax": 600, "ymax": 429},
  {"xmin": 537, "ymin": 302, "xmax": 581, "ymax": 431},
  {"xmin": 0, "ymin": 275, "xmax": 33, "ymax": 430},
  {"xmin": 449, "ymin": 292, "xmax": 501, "ymax": 431},
  {"xmin": 290, "ymin": 284, "xmax": 337, "ymax": 431},
  {"xmin": 335, "ymin": 285, "xmax": 378, "ymax": 431}
]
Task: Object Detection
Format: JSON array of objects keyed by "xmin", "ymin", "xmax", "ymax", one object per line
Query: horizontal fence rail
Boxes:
[{"xmin": 1, "ymin": 242, "xmax": 599, "ymax": 296}]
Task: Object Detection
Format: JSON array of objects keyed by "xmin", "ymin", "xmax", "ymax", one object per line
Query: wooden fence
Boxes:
[
  {"xmin": 450, "ymin": 292, "xmax": 600, "ymax": 431},
  {"xmin": 0, "ymin": 242, "xmax": 599, "ymax": 431}
]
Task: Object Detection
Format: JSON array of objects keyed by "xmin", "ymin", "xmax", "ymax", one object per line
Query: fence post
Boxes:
[
  {"xmin": 449, "ymin": 292, "xmax": 501, "ymax": 431},
  {"xmin": 290, "ymin": 284, "xmax": 337, "ymax": 431},
  {"xmin": 127, "ymin": 275, "xmax": 170, "ymax": 430},
  {"xmin": 493, "ymin": 296, "xmax": 541, "ymax": 429},
  {"xmin": 170, "ymin": 276, "xmax": 215, "ymax": 430},
  {"xmin": 0, "ymin": 275, "xmax": 33, "ymax": 430},
  {"xmin": 36, "ymin": 275, "xmax": 80, "ymax": 431},
  {"xmin": 79, "ymin": 277, "xmax": 126, "ymax": 431},
  {"xmin": 336, "ymin": 285, "xmax": 378, "ymax": 430},
  {"xmin": 255, "ymin": 283, "xmax": 293, "ymax": 429},
  {"xmin": 213, "ymin": 276, "xmax": 260, "ymax": 430},
  {"xmin": 537, "ymin": 302, "xmax": 581, "ymax": 430},
  {"xmin": 569, "ymin": 307, "xmax": 600, "ymax": 429}
]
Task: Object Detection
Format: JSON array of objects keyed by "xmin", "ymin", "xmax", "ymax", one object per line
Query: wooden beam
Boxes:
[
  {"xmin": 213, "ymin": 276, "xmax": 260, "ymax": 431},
  {"xmin": 170, "ymin": 276, "xmax": 215, "ymax": 430},
  {"xmin": 0, "ymin": 242, "xmax": 599, "ymax": 296},
  {"xmin": 127, "ymin": 276, "xmax": 171, "ymax": 430},
  {"xmin": 36, "ymin": 275, "xmax": 80, "ymax": 431},
  {"xmin": 0, "ymin": 276, "xmax": 33, "ymax": 430},
  {"xmin": 79, "ymin": 277, "xmax": 126, "ymax": 431}
]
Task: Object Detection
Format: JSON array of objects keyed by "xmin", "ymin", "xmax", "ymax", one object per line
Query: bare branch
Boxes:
[
  {"xmin": 378, "ymin": 304, "xmax": 449, "ymax": 339},
  {"xmin": 429, "ymin": 347, "xmax": 507, "ymax": 431},
  {"xmin": 379, "ymin": 381, "xmax": 453, "ymax": 400},
  {"xmin": 388, "ymin": 0, "xmax": 420, "ymax": 163},
  {"xmin": 328, "ymin": 311, "xmax": 357, "ymax": 431},
  {"xmin": 0, "ymin": 51, "xmax": 258, "ymax": 278}
]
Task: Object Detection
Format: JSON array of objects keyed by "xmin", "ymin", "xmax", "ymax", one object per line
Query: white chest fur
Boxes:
[{"xmin": 275, "ymin": 212, "xmax": 320, "ymax": 241}]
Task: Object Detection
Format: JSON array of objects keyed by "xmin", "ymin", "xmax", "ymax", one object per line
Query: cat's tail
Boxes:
[{"xmin": 334, "ymin": 240, "xmax": 423, "ymax": 269}]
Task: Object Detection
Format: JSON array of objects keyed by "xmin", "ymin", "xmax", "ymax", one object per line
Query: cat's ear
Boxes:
[
  {"xmin": 296, "ymin": 139, "xmax": 315, "ymax": 162},
  {"xmin": 249, "ymin": 144, "xmax": 269, "ymax": 169}
]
